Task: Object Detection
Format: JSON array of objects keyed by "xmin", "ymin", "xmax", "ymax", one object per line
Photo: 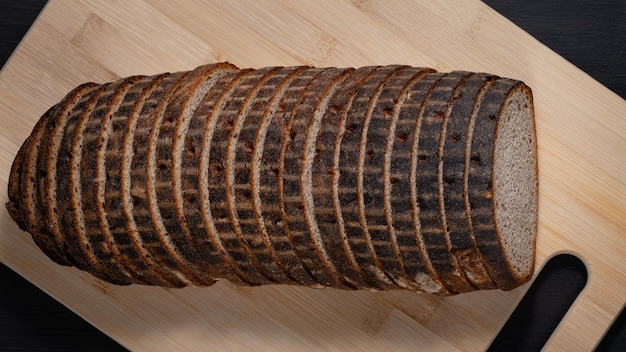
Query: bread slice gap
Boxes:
[
  {"xmin": 466, "ymin": 79, "xmax": 537, "ymax": 290},
  {"xmin": 253, "ymin": 66, "xmax": 320, "ymax": 286},
  {"xmin": 312, "ymin": 65, "xmax": 380, "ymax": 289},
  {"xmin": 440, "ymin": 73, "xmax": 498, "ymax": 290}
]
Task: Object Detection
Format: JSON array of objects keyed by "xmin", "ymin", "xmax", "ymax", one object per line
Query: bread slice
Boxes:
[
  {"xmin": 179, "ymin": 68, "xmax": 254, "ymax": 285},
  {"xmin": 253, "ymin": 66, "xmax": 320, "ymax": 286},
  {"xmin": 21, "ymin": 83, "xmax": 99, "ymax": 267},
  {"xmin": 37, "ymin": 83, "xmax": 100, "ymax": 266},
  {"xmin": 208, "ymin": 68, "xmax": 290, "ymax": 286},
  {"xmin": 466, "ymin": 79, "xmax": 537, "ymax": 290},
  {"xmin": 231, "ymin": 66, "xmax": 301, "ymax": 284},
  {"xmin": 104, "ymin": 73, "xmax": 175, "ymax": 286},
  {"xmin": 224, "ymin": 66, "xmax": 298, "ymax": 284},
  {"xmin": 440, "ymin": 73, "xmax": 498, "ymax": 290},
  {"xmin": 7, "ymin": 63, "xmax": 537, "ymax": 293},
  {"xmin": 311, "ymin": 65, "xmax": 381, "ymax": 289},
  {"xmin": 389, "ymin": 71, "xmax": 450, "ymax": 294},
  {"xmin": 84, "ymin": 76, "xmax": 147, "ymax": 285},
  {"xmin": 126, "ymin": 71, "xmax": 196, "ymax": 287},
  {"xmin": 337, "ymin": 65, "xmax": 410, "ymax": 290},
  {"xmin": 14, "ymin": 102, "xmax": 68, "ymax": 264},
  {"xmin": 281, "ymin": 67, "xmax": 356, "ymax": 289},
  {"xmin": 414, "ymin": 72, "xmax": 479, "ymax": 294},
  {"xmin": 362, "ymin": 66, "xmax": 436, "ymax": 291},
  {"xmin": 55, "ymin": 82, "xmax": 127, "ymax": 283},
  {"xmin": 153, "ymin": 64, "xmax": 235, "ymax": 286}
]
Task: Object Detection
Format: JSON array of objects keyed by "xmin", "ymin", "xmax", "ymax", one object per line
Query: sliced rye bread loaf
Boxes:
[
  {"xmin": 311, "ymin": 65, "xmax": 381, "ymax": 290},
  {"xmin": 440, "ymin": 73, "xmax": 498, "ymax": 290},
  {"xmin": 466, "ymin": 79, "xmax": 537, "ymax": 290},
  {"xmin": 7, "ymin": 63, "xmax": 537, "ymax": 293}
]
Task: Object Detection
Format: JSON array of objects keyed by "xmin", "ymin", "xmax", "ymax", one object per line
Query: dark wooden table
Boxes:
[{"xmin": 1, "ymin": 1, "xmax": 624, "ymax": 351}]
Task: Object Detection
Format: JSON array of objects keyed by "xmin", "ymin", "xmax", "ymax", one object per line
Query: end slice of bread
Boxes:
[{"xmin": 467, "ymin": 79, "xmax": 537, "ymax": 290}]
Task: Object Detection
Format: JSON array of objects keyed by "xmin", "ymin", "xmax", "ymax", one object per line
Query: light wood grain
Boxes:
[{"xmin": 1, "ymin": 0, "xmax": 624, "ymax": 350}]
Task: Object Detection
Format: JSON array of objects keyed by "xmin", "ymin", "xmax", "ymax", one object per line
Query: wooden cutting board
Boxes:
[{"xmin": 1, "ymin": 1, "xmax": 624, "ymax": 350}]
